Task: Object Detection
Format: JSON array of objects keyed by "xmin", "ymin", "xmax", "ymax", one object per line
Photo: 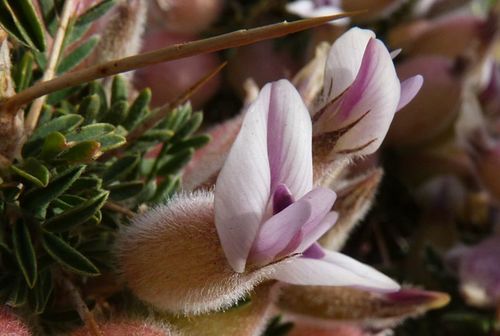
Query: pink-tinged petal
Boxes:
[
  {"xmin": 267, "ymin": 80, "xmax": 313, "ymax": 198},
  {"xmin": 318, "ymin": 28, "xmax": 375, "ymax": 110},
  {"xmin": 273, "ymin": 184, "xmax": 295, "ymax": 214},
  {"xmin": 302, "ymin": 242, "xmax": 326, "ymax": 259},
  {"xmin": 397, "ymin": 75, "xmax": 424, "ymax": 111},
  {"xmin": 279, "ymin": 188, "xmax": 337, "ymax": 256},
  {"xmin": 215, "ymin": 86, "xmax": 272, "ymax": 273},
  {"xmin": 322, "ymin": 250, "xmax": 400, "ymax": 291},
  {"xmin": 295, "ymin": 210, "xmax": 338, "ymax": 253},
  {"xmin": 249, "ymin": 200, "xmax": 311, "ymax": 264},
  {"xmin": 272, "ymin": 250, "xmax": 400, "ymax": 291},
  {"xmin": 332, "ymin": 38, "xmax": 401, "ymax": 155}
]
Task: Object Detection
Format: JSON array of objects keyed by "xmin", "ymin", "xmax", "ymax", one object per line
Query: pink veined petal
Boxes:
[
  {"xmin": 267, "ymin": 80, "xmax": 313, "ymax": 198},
  {"xmin": 295, "ymin": 210, "xmax": 338, "ymax": 254},
  {"xmin": 271, "ymin": 251, "xmax": 400, "ymax": 291},
  {"xmin": 322, "ymin": 249, "xmax": 400, "ymax": 291},
  {"xmin": 302, "ymin": 242, "xmax": 326, "ymax": 259},
  {"xmin": 318, "ymin": 27, "xmax": 375, "ymax": 110},
  {"xmin": 332, "ymin": 38, "xmax": 401, "ymax": 155},
  {"xmin": 249, "ymin": 200, "xmax": 311, "ymax": 264},
  {"xmin": 397, "ymin": 75, "xmax": 424, "ymax": 111},
  {"xmin": 215, "ymin": 85, "xmax": 272, "ymax": 273}
]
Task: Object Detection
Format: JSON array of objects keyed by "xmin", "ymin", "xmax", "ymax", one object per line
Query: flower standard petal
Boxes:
[
  {"xmin": 215, "ymin": 85, "xmax": 272, "ymax": 273},
  {"xmin": 319, "ymin": 27, "xmax": 375, "ymax": 110},
  {"xmin": 267, "ymin": 80, "xmax": 313, "ymax": 198},
  {"xmin": 332, "ymin": 38, "xmax": 401, "ymax": 155}
]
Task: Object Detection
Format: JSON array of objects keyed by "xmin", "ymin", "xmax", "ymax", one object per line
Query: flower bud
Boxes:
[
  {"xmin": 149, "ymin": 0, "xmax": 224, "ymax": 34},
  {"xmin": 455, "ymin": 236, "xmax": 500, "ymax": 308},
  {"xmin": 134, "ymin": 32, "xmax": 221, "ymax": 109},
  {"xmin": 0, "ymin": 306, "xmax": 30, "ymax": 336},
  {"xmin": 391, "ymin": 15, "xmax": 494, "ymax": 59},
  {"xmin": 93, "ymin": 0, "xmax": 147, "ymax": 64},
  {"xmin": 71, "ymin": 318, "xmax": 175, "ymax": 336},
  {"xmin": 385, "ymin": 56, "xmax": 463, "ymax": 147},
  {"xmin": 467, "ymin": 136, "xmax": 500, "ymax": 201},
  {"xmin": 116, "ymin": 191, "xmax": 273, "ymax": 315}
]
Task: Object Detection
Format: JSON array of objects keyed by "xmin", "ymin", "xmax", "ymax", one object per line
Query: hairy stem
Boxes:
[
  {"xmin": 24, "ymin": 0, "xmax": 76, "ymax": 135},
  {"xmin": 2, "ymin": 12, "xmax": 356, "ymax": 112}
]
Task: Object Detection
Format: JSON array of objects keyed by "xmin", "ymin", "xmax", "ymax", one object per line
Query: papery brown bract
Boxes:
[
  {"xmin": 386, "ymin": 56, "xmax": 463, "ymax": 147},
  {"xmin": 116, "ymin": 191, "xmax": 273, "ymax": 315},
  {"xmin": 278, "ymin": 285, "xmax": 450, "ymax": 332}
]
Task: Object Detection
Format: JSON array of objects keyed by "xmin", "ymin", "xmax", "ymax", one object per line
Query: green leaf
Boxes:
[
  {"xmin": 157, "ymin": 148, "xmax": 194, "ymax": 176},
  {"xmin": 41, "ymin": 230, "xmax": 100, "ymax": 276},
  {"xmin": 9, "ymin": 277, "xmax": 28, "ymax": 307},
  {"xmin": 30, "ymin": 269, "xmax": 53, "ymax": 314},
  {"xmin": 151, "ymin": 176, "xmax": 180, "ymax": 203},
  {"xmin": 30, "ymin": 115, "xmax": 84, "ymax": 142},
  {"xmin": 40, "ymin": 132, "xmax": 68, "ymax": 160},
  {"xmin": 140, "ymin": 129, "xmax": 174, "ymax": 142},
  {"xmin": 65, "ymin": 0, "xmax": 116, "ymax": 44},
  {"xmin": 109, "ymin": 181, "xmax": 144, "ymax": 201},
  {"xmin": 47, "ymin": 85, "xmax": 83, "ymax": 105},
  {"xmin": 163, "ymin": 104, "xmax": 192, "ymax": 131},
  {"xmin": 88, "ymin": 81, "xmax": 108, "ymax": 117},
  {"xmin": 23, "ymin": 166, "xmax": 86, "ymax": 218},
  {"xmin": 69, "ymin": 176, "xmax": 102, "ymax": 193},
  {"xmin": 111, "ymin": 75, "xmax": 128, "ymax": 105},
  {"xmin": 12, "ymin": 221, "xmax": 37, "ymax": 288},
  {"xmin": 103, "ymin": 154, "xmax": 140, "ymax": 184},
  {"xmin": 13, "ymin": 51, "xmax": 34, "ymax": 92},
  {"xmin": 0, "ymin": 0, "xmax": 46, "ymax": 51},
  {"xmin": 11, "ymin": 158, "xmax": 50, "ymax": 187},
  {"xmin": 98, "ymin": 133, "xmax": 126, "ymax": 151},
  {"xmin": 57, "ymin": 141, "xmax": 101, "ymax": 163},
  {"xmin": 123, "ymin": 88, "xmax": 151, "ymax": 129},
  {"xmin": 79, "ymin": 94, "xmax": 101, "ymax": 124},
  {"xmin": 169, "ymin": 135, "xmax": 210, "ymax": 154},
  {"xmin": 103, "ymin": 100, "xmax": 129, "ymax": 125},
  {"xmin": 66, "ymin": 123, "xmax": 114, "ymax": 142},
  {"xmin": 44, "ymin": 191, "xmax": 109, "ymax": 232},
  {"xmin": 57, "ymin": 35, "xmax": 100, "ymax": 74},
  {"xmin": 9, "ymin": 0, "xmax": 47, "ymax": 51},
  {"xmin": 174, "ymin": 112, "xmax": 203, "ymax": 140},
  {"xmin": 37, "ymin": 0, "xmax": 58, "ymax": 36}
]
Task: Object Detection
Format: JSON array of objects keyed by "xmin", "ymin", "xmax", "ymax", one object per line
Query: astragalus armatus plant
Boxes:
[{"xmin": 0, "ymin": 0, "xmax": 454, "ymax": 335}]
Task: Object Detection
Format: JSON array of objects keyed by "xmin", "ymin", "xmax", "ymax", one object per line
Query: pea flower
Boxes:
[
  {"xmin": 286, "ymin": 0, "xmax": 348, "ymax": 25},
  {"xmin": 215, "ymin": 79, "xmax": 399, "ymax": 288},
  {"xmin": 311, "ymin": 27, "xmax": 423, "ymax": 156},
  {"xmin": 117, "ymin": 79, "xmax": 398, "ymax": 316}
]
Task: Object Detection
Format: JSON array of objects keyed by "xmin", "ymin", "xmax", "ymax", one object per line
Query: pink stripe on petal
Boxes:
[
  {"xmin": 333, "ymin": 38, "xmax": 401, "ymax": 155},
  {"xmin": 397, "ymin": 75, "xmax": 424, "ymax": 111},
  {"xmin": 267, "ymin": 80, "xmax": 313, "ymax": 199}
]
